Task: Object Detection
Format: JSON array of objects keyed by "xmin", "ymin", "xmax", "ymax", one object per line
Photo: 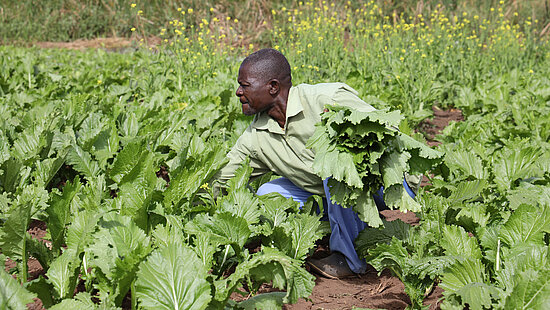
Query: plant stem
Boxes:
[
  {"xmin": 220, "ymin": 244, "xmax": 230, "ymax": 271},
  {"xmin": 21, "ymin": 232, "xmax": 28, "ymax": 283},
  {"xmin": 496, "ymin": 238, "xmax": 501, "ymax": 271},
  {"xmin": 131, "ymin": 279, "xmax": 137, "ymax": 310}
]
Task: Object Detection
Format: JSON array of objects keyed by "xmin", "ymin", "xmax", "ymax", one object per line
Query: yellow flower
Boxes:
[
  {"xmin": 234, "ymin": 18, "xmax": 239, "ymax": 23},
  {"xmin": 210, "ymin": 8, "xmax": 214, "ymax": 12},
  {"xmin": 131, "ymin": 3, "xmax": 136, "ymax": 8},
  {"xmin": 529, "ymin": 69, "xmax": 534, "ymax": 73},
  {"xmin": 131, "ymin": 27, "xmax": 136, "ymax": 32},
  {"xmin": 188, "ymin": 8, "xmax": 193, "ymax": 14},
  {"xmin": 200, "ymin": 183, "xmax": 209, "ymax": 190},
  {"xmin": 137, "ymin": 10, "xmax": 143, "ymax": 15}
]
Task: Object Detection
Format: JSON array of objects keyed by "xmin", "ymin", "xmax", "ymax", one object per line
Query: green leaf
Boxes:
[
  {"xmin": 47, "ymin": 248, "xmax": 80, "ymax": 300},
  {"xmin": 395, "ymin": 134, "xmax": 443, "ymax": 160},
  {"xmin": 444, "ymin": 149, "xmax": 487, "ymax": 180},
  {"xmin": 49, "ymin": 292, "xmax": 120, "ymax": 310},
  {"xmin": 164, "ymin": 144, "xmax": 227, "ymax": 211},
  {"xmin": 0, "ymin": 158, "xmax": 23, "ymax": 193},
  {"xmin": 312, "ymin": 148, "xmax": 362, "ymax": 188},
  {"xmin": 185, "ymin": 212, "xmax": 251, "ymax": 249},
  {"xmin": 504, "ymin": 268, "xmax": 550, "ymax": 309},
  {"xmin": 441, "ymin": 258, "xmax": 484, "ymax": 289},
  {"xmin": 444, "ymin": 282, "xmax": 500, "ymax": 310},
  {"xmin": 135, "ymin": 242, "xmax": 211, "ymax": 310},
  {"xmin": 383, "ymin": 184, "xmax": 422, "ymax": 213},
  {"xmin": 215, "ymin": 247, "xmax": 314, "ymax": 305},
  {"xmin": 0, "ymin": 193, "xmax": 33, "ymax": 262},
  {"xmin": 494, "ymin": 146, "xmax": 543, "ymax": 191},
  {"xmin": 237, "ymin": 292, "xmax": 286, "ymax": 310},
  {"xmin": 47, "ymin": 176, "xmax": 82, "ymax": 253},
  {"xmin": 499, "ymin": 204, "xmax": 550, "ymax": 248},
  {"xmin": 12, "ymin": 126, "xmax": 45, "ymax": 162},
  {"xmin": 440, "ymin": 225, "xmax": 482, "ymax": 260},
  {"xmin": 47, "ymin": 210, "xmax": 100, "ymax": 299},
  {"xmin": 507, "ymin": 184, "xmax": 550, "ymax": 210},
  {"xmin": 497, "ymin": 244, "xmax": 549, "ymax": 291},
  {"xmin": 448, "ymin": 180, "xmax": 487, "ymax": 203},
  {"xmin": 33, "ymin": 155, "xmax": 66, "ymax": 188},
  {"xmin": 0, "ymin": 268, "xmax": 36, "ymax": 310},
  {"xmin": 353, "ymin": 190, "xmax": 384, "ymax": 227},
  {"xmin": 192, "ymin": 233, "xmax": 217, "ymax": 271},
  {"xmin": 86, "ymin": 213, "xmax": 151, "ymax": 305},
  {"xmin": 218, "ymin": 160, "xmax": 261, "ymax": 224},
  {"xmin": 381, "ymin": 151, "xmax": 411, "ymax": 187},
  {"xmin": 25, "ymin": 276, "xmax": 54, "ymax": 308},
  {"xmin": 355, "ymin": 219, "xmax": 410, "ymax": 257},
  {"xmin": 112, "ymin": 150, "xmax": 156, "ymax": 230},
  {"xmin": 350, "ymin": 109, "xmax": 403, "ymax": 128},
  {"xmin": 0, "ymin": 184, "xmax": 47, "ymax": 282},
  {"xmin": 66, "ymin": 144, "xmax": 100, "ymax": 182},
  {"xmin": 278, "ymin": 213, "xmax": 326, "ymax": 260},
  {"xmin": 92, "ymin": 126, "xmax": 120, "ymax": 168},
  {"xmin": 109, "ymin": 139, "xmax": 144, "ymax": 184},
  {"xmin": 77, "ymin": 112, "xmax": 106, "ymax": 151}
]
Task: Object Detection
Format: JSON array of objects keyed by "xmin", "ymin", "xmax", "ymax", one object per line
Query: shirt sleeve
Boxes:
[
  {"xmin": 331, "ymin": 84, "xmax": 376, "ymax": 112},
  {"xmin": 212, "ymin": 126, "xmax": 270, "ymax": 196}
]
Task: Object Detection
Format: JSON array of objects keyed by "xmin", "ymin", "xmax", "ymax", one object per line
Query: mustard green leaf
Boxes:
[
  {"xmin": 135, "ymin": 243, "xmax": 211, "ymax": 310},
  {"xmin": 440, "ymin": 225, "xmax": 482, "ymax": 260},
  {"xmin": 503, "ymin": 268, "xmax": 550, "ymax": 310},
  {"xmin": 0, "ymin": 268, "xmax": 36, "ymax": 310}
]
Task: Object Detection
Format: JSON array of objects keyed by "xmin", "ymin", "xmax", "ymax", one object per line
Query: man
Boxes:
[{"xmin": 214, "ymin": 48, "xmax": 417, "ymax": 278}]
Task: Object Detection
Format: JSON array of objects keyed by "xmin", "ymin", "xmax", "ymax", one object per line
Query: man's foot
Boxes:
[{"xmin": 306, "ymin": 252, "xmax": 355, "ymax": 279}]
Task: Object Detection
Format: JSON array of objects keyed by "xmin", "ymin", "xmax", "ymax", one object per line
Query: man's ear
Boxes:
[{"xmin": 268, "ymin": 79, "xmax": 280, "ymax": 95}]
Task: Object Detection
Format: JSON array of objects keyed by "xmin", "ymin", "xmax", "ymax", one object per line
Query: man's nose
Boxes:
[{"xmin": 236, "ymin": 86, "xmax": 243, "ymax": 97}]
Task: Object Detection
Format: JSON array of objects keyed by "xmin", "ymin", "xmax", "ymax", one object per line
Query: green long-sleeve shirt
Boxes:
[{"xmin": 215, "ymin": 83, "xmax": 376, "ymax": 196}]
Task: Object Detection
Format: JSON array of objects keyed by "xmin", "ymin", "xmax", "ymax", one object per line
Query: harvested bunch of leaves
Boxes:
[{"xmin": 306, "ymin": 106, "xmax": 443, "ymax": 227}]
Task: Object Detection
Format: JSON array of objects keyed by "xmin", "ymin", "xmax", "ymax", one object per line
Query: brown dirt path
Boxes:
[{"xmin": 30, "ymin": 37, "xmax": 161, "ymax": 50}]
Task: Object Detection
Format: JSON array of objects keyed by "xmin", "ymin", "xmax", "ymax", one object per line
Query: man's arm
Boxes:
[
  {"xmin": 331, "ymin": 84, "xmax": 377, "ymax": 112},
  {"xmin": 212, "ymin": 127, "xmax": 270, "ymax": 197}
]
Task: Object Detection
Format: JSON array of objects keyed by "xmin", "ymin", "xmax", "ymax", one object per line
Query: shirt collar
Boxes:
[{"xmin": 251, "ymin": 86, "xmax": 303, "ymax": 135}]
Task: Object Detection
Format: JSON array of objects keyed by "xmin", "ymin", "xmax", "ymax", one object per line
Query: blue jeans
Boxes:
[{"xmin": 257, "ymin": 177, "xmax": 415, "ymax": 273}]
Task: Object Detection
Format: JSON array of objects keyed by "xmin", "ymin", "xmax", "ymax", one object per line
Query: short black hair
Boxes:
[{"xmin": 241, "ymin": 48, "xmax": 292, "ymax": 84}]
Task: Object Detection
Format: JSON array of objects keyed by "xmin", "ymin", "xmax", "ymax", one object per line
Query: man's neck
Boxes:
[{"xmin": 268, "ymin": 87, "xmax": 290, "ymax": 128}]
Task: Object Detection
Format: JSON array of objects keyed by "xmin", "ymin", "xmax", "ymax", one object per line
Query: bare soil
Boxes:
[
  {"xmin": 418, "ymin": 106, "xmax": 464, "ymax": 147},
  {"xmin": 31, "ymin": 37, "xmax": 161, "ymax": 51}
]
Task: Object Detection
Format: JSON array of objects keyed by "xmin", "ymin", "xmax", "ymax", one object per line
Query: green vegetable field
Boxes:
[{"xmin": 1, "ymin": 1, "xmax": 549, "ymax": 309}]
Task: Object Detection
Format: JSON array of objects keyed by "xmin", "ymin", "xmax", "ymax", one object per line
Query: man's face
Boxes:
[{"xmin": 236, "ymin": 63, "xmax": 273, "ymax": 116}]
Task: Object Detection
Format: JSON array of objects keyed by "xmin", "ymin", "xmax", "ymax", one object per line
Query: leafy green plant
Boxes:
[{"xmin": 307, "ymin": 106, "xmax": 443, "ymax": 226}]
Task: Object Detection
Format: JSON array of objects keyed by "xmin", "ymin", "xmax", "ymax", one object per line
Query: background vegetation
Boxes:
[{"xmin": 0, "ymin": 0, "xmax": 549, "ymax": 44}]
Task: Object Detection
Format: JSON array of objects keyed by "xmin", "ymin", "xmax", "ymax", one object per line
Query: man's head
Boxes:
[{"xmin": 236, "ymin": 49, "xmax": 292, "ymax": 116}]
